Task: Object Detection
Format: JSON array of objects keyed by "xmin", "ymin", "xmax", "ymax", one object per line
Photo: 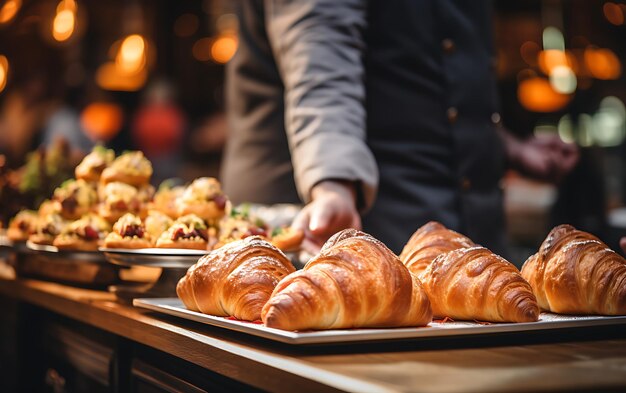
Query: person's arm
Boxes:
[{"xmin": 264, "ymin": 0, "xmax": 376, "ymax": 249}]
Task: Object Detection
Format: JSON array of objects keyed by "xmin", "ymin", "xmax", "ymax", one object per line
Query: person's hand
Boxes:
[
  {"xmin": 620, "ymin": 237, "xmax": 626, "ymax": 254},
  {"xmin": 291, "ymin": 180, "xmax": 361, "ymax": 254},
  {"xmin": 502, "ymin": 132, "xmax": 579, "ymax": 183}
]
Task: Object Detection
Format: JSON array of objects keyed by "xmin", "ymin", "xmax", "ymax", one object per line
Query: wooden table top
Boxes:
[{"xmin": 1, "ymin": 277, "xmax": 626, "ymax": 393}]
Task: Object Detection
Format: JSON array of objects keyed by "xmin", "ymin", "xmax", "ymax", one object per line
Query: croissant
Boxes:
[
  {"xmin": 176, "ymin": 236, "xmax": 295, "ymax": 321},
  {"xmin": 400, "ymin": 221, "xmax": 475, "ymax": 277},
  {"xmin": 261, "ymin": 229, "xmax": 432, "ymax": 331},
  {"xmin": 521, "ymin": 224, "xmax": 626, "ymax": 315},
  {"xmin": 421, "ymin": 246, "xmax": 539, "ymax": 323}
]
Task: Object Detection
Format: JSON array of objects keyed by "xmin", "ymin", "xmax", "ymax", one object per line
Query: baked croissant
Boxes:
[
  {"xmin": 400, "ymin": 221, "xmax": 475, "ymax": 277},
  {"xmin": 421, "ymin": 246, "xmax": 540, "ymax": 323},
  {"xmin": 176, "ymin": 236, "xmax": 295, "ymax": 321},
  {"xmin": 261, "ymin": 229, "xmax": 432, "ymax": 331},
  {"xmin": 521, "ymin": 224, "xmax": 626, "ymax": 315}
]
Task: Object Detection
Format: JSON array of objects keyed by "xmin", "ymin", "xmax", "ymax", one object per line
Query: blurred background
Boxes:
[{"xmin": 0, "ymin": 0, "xmax": 624, "ymax": 262}]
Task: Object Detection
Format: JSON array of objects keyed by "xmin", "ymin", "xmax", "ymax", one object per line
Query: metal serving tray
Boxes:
[
  {"xmin": 27, "ymin": 240, "xmax": 107, "ymax": 263},
  {"xmin": 133, "ymin": 297, "xmax": 626, "ymax": 345},
  {"xmin": 100, "ymin": 248, "xmax": 208, "ymax": 269}
]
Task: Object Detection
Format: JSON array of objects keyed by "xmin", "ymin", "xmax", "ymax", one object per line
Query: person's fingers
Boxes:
[
  {"xmin": 309, "ymin": 203, "xmax": 334, "ymax": 235},
  {"xmin": 300, "ymin": 237, "xmax": 322, "ymax": 255},
  {"xmin": 350, "ymin": 212, "xmax": 362, "ymax": 230},
  {"xmin": 291, "ymin": 207, "xmax": 311, "ymax": 233}
]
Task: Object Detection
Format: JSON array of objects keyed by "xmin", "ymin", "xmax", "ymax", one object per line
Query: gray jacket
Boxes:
[{"xmin": 222, "ymin": 0, "xmax": 506, "ymax": 255}]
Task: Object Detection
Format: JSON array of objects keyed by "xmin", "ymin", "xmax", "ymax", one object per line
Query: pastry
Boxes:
[
  {"xmin": 7, "ymin": 210, "xmax": 39, "ymax": 242},
  {"xmin": 37, "ymin": 199, "xmax": 60, "ymax": 217},
  {"xmin": 155, "ymin": 214, "xmax": 209, "ymax": 250},
  {"xmin": 98, "ymin": 182, "xmax": 152, "ymax": 223},
  {"xmin": 75, "ymin": 146, "xmax": 115, "ymax": 182},
  {"xmin": 177, "ymin": 236, "xmax": 296, "ymax": 321},
  {"xmin": 100, "ymin": 151, "xmax": 152, "ymax": 186},
  {"xmin": 177, "ymin": 177, "xmax": 228, "ymax": 223},
  {"xmin": 214, "ymin": 209, "xmax": 268, "ymax": 250},
  {"xmin": 104, "ymin": 213, "xmax": 151, "ymax": 249},
  {"xmin": 421, "ymin": 246, "xmax": 540, "ymax": 323},
  {"xmin": 144, "ymin": 210, "xmax": 173, "ymax": 245},
  {"xmin": 53, "ymin": 213, "xmax": 111, "ymax": 251},
  {"xmin": 270, "ymin": 226, "xmax": 304, "ymax": 252},
  {"xmin": 150, "ymin": 182, "xmax": 184, "ymax": 219},
  {"xmin": 29, "ymin": 213, "xmax": 67, "ymax": 245},
  {"xmin": 261, "ymin": 229, "xmax": 433, "ymax": 331},
  {"xmin": 521, "ymin": 224, "xmax": 626, "ymax": 315},
  {"xmin": 52, "ymin": 179, "xmax": 98, "ymax": 220},
  {"xmin": 400, "ymin": 221, "xmax": 474, "ymax": 277}
]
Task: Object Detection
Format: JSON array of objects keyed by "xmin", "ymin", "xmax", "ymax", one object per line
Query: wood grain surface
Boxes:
[{"xmin": 1, "ymin": 277, "xmax": 626, "ymax": 393}]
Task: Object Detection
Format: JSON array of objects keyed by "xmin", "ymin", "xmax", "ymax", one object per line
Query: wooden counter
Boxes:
[{"xmin": 1, "ymin": 277, "xmax": 626, "ymax": 393}]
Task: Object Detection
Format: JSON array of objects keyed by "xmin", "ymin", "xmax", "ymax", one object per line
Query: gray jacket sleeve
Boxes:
[{"xmin": 264, "ymin": 0, "xmax": 378, "ymax": 209}]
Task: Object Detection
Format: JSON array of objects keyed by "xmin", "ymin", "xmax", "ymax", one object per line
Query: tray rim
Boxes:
[
  {"xmin": 99, "ymin": 247, "xmax": 209, "ymax": 256},
  {"xmin": 25, "ymin": 240, "xmax": 107, "ymax": 262},
  {"xmin": 133, "ymin": 297, "xmax": 626, "ymax": 345}
]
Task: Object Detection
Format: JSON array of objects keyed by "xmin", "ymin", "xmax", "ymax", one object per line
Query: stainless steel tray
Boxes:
[
  {"xmin": 133, "ymin": 298, "xmax": 626, "ymax": 345},
  {"xmin": 27, "ymin": 240, "xmax": 106, "ymax": 263},
  {"xmin": 100, "ymin": 247, "xmax": 208, "ymax": 269}
]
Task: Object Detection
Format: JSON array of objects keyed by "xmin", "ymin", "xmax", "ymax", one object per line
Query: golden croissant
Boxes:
[
  {"xmin": 521, "ymin": 224, "xmax": 626, "ymax": 315},
  {"xmin": 261, "ymin": 229, "xmax": 432, "ymax": 331},
  {"xmin": 421, "ymin": 246, "xmax": 540, "ymax": 323},
  {"xmin": 176, "ymin": 236, "xmax": 295, "ymax": 321},
  {"xmin": 400, "ymin": 221, "xmax": 475, "ymax": 277}
]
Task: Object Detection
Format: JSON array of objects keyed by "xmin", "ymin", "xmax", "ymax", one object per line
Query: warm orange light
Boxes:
[
  {"xmin": 52, "ymin": 8, "xmax": 75, "ymax": 42},
  {"xmin": 115, "ymin": 34, "xmax": 146, "ymax": 75},
  {"xmin": 584, "ymin": 47, "xmax": 622, "ymax": 80},
  {"xmin": 603, "ymin": 2, "xmax": 625, "ymax": 25},
  {"xmin": 520, "ymin": 41, "xmax": 540, "ymax": 66},
  {"xmin": 210, "ymin": 35, "xmax": 237, "ymax": 64},
  {"xmin": 0, "ymin": 0, "xmax": 21, "ymax": 24},
  {"xmin": 0, "ymin": 55, "xmax": 8, "ymax": 93},
  {"xmin": 538, "ymin": 50, "xmax": 578, "ymax": 75},
  {"xmin": 96, "ymin": 61, "xmax": 147, "ymax": 92},
  {"xmin": 192, "ymin": 38, "xmax": 212, "ymax": 62},
  {"xmin": 80, "ymin": 102, "xmax": 124, "ymax": 142},
  {"xmin": 518, "ymin": 77, "xmax": 572, "ymax": 113}
]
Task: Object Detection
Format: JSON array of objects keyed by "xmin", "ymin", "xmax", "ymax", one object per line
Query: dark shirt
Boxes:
[{"xmin": 222, "ymin": 0, "xmax": 507, "ymax": 254}]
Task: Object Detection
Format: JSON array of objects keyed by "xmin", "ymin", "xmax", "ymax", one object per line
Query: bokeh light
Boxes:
[
  {"xmin": 210, "ymin": 35, "xmax": 237, "ymax": 64},
  {"xmin": 520, "ymin": 41, "xmax": 540, "ymax": 66},
  {"xmin": 584, "ymin": 47, "xmax": 622, "ymax": 80},
  {"xmin": 115, "ymin": 34, "xmax": 146, "ymax": 75},
  {"xmin": 80, "ymin": 102, "xmax": 124, "ymax": 142},
  {"xmin": 549, "ymin": 65, "xmax": 577, "ymax": 94},
  {"xmin": 0, "ymin": 55, "xmax": 8, "ymax": 93},
  {"xmin": 52, "ymin": 0, "xmax": 77, "ymax": 42},
  {"xmin": 0, "ymin": 0, "xmax": 21, "ymax": 25},
  {"xmin": 603, "ymin": 2, "xmax": 625, "ymax": 26},
  {"xmin": 192, "ymin": 37, "xmax": 213, "ymax": 62},
  {"xmin": 518, "ymin": 77, "xmax": 572, "ymax": 112}
]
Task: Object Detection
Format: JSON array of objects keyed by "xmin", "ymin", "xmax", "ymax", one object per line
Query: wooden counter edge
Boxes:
[{"xmin": 0, "ymin": 278, "xmax": 395, "ymax": 393}]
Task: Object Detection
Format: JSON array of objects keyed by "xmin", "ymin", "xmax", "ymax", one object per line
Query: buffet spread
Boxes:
[{"xmin": 2, "ymin": 146, "xmax": 626, "ymax": 345}]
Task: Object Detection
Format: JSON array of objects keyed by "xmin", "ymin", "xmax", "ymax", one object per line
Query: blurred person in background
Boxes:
[{"xmin": 222, "ymin": 0, "xmax": 579, "ymax": 255}]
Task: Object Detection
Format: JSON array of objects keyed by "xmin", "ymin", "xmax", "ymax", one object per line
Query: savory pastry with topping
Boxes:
[
  {"xmin": 214, "ymin": 207, "xmax": 268, "ymax": 250},
  {"xmin": 144, "ymin": 210, "xmax": 173, "ymax": 245},
  {"xmin": 149, "ymin": 181, "xmax": 184, "ymax": 219},
  {"xmin": 177, "ymin": 177, "xmax": 228, "ymax": 223},
  {"xmin": 270, "ymin": 226, "xmax": 304, "ymax": 252},
  {"xmin": 100, "ymin": 151, "xmax": 153, "ymax": 186},
  {"xmin": 98, "ymin": 182, "xmax": 150, "ymax": 223},
  {"xmin": 7, "ymin": 210, "xmax": 39, "ymax": 242},
  {"xmin": 155, "ymin": 214, "xmax": 209, "ymax": 250},
  {"xmin": 104, "ymin": 213, "xmax": 151, "ymax": 249},
  {"xmin": 53, "ymin": 179, "xmax": 98, "ymax": 220},
  {"xmin": 75, "ymin": 146, "xmax": 115, "ymax": 183},
  {"xmin": 53, "ymin": 213, "xmax": 111, "ymax": 251},
  {"xmin": 37, "ymin": 199, "xmax": 60, "ymax": 217},
  {"xmin": 29, "ymin": 213, "xmax": 67, "ymax": 245}
]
